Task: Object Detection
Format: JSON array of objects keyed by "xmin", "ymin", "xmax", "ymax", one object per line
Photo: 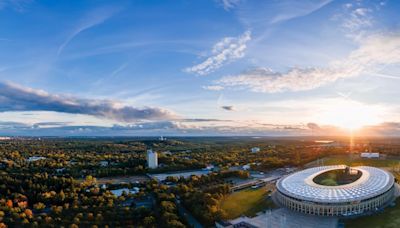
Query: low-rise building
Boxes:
[
  {"xmin": 27, "ymin": 156, "xmax": 46, "ymax": 162},
  {"xmin": 203, "ymin": 164, "xmax": 215, "ymax": 170},
  {"xmin": 99, "ymin": 160, "xmax": 109, "ymax": 167},
  {"xmin": 360, "ymin": 152, "xmax": 380, "ymax": 158}
]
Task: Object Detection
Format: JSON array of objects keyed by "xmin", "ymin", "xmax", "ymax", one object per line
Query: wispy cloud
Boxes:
[
  {"xmin": 342, "ymin": 7, "xmax": 373, "ymax": 30},
  {"xmin": 202, "ymin": 85, "xmax": 224, "ymax": 91},
  {"xmin": 304, "ymin": 122, "xmax": 400, "ymax": 136},
  {"xmin": 340, "ymin": 5, "xmax": 373, "ymax": 40},
  {"xmin": 210, "ymin": 33, "xmax": 400, "ymax": 93},
  {"xmin": 268, "ymin": 0, "xmax": 333, "ymax": 24},
  {"xmin": 32, "ymin": 122, "xmax": 70, "ymax": 128},
  {"xmin": 218, "ymin": 0, "xmax": 241, "ymax": 11},
  {"xmin": 111, "ymin": 121, "xmax": 181, "ymax": 131},
  {"xmin": 0, "ymin": 81, "xmax": 175, "ymax": 122},
  {"xmin": 94, "ymin": 62, "xmax": 129, "ymax": 86},
  {"xmin": 368, "ymin": 71, "xmax": 400, "ymax": 80},
  {"xmin": 234, "ymin": 0, "xmax": 332, "ymax": 30},
  {"xmin": 57, "ymin": 6, "xmax": 121, "ymax": 56},
  {"xmin": 333, "ymin": 1, "xmax": 386, "ymax": 41},
  {"xmin": 0, "ymin": 0, "xmax": 32, "ymax": 11},
  {"xmin": 0, "ymin": 121, "xmax": 29, "ymax": 129},
  {"xmin": 184, "ymin": 30, "xmax": 251, "ymax": 75},
  {"xmin": 363, "ymin": 122, "xmax": 400, "ymax": 136}
]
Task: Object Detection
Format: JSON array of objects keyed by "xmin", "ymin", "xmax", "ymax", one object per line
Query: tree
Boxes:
[
  {"xmin": 160, "ymin": 201, "xmax": 176, "ymax": 213},
  {"xmin": 165, "ymin": 219, "xmax": 186, "ymax": 228},
  {"xmin": 6, "ymin": 200, "xmax": 12, "ymax": 208},
  {"xmin": 24, "ymin": 209, "xmax": 33, "ymax": 218},
  {"xmin": 33, "ymin": 202, "xmax": 46, "ymax": 211},
  {"xmin": 143, "ymin": 216, "xmax": 156, "ymax": 226}
]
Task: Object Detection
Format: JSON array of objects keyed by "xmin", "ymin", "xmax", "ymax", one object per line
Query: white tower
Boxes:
[{"xmin": 147, "ymin": 149, "xmax": 158, "ymax": 169}]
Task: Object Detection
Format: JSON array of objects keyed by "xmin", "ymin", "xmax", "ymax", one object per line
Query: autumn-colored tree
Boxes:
[
  {"xmin": 24, "ymin": 209, "xmax": 33, "ymax": 218},
  {"xmin": 6, "ymin": 200, "xmax": 12, "ymax": 208}
]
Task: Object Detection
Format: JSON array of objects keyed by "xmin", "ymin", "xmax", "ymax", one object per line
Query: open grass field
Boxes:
[
  {"xmin": 318, "ymin": 155, "xmax": 400, "ymax": 168},
  {"xmin": 345, "ymin": 198, "xmax": 400, "ymax": 228},
  {"xmin": 220, "ymin": 187, "xmax": 276, "ymax": 219}
]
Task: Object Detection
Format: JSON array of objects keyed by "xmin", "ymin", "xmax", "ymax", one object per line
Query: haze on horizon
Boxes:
[{"xmin": 0, "ymin": 0, "xmax": 400, "ymax": 136}]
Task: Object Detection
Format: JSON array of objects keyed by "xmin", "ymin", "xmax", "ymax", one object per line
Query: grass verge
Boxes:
[{"xmin": 220, "ymin": 187, "xmax": 276, "ymax": 219}]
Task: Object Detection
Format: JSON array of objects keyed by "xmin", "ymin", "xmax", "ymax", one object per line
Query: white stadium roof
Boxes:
[{"xmin": 276, "ymin": 165, "xmax": 394, "ymax": 203}]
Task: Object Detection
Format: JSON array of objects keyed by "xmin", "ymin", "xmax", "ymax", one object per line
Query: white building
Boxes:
[
  {"xmin": 203, "ymin": 164, "xmax": 215, "ymax": 171},
  {"xmin": 251, "ymin": 147, "xmax": 260, "ymax": 153},
  {"xmin": 27, "ymin": 156, "xmax": 46, "ymax": 162},
  {"xmin": 361, "ymin": 152, "xmax": 380, "ymax": 158},
  {"xmin": 111, "ymin": 187, "xmax": 140, "ymax": 197},
  {"xmin": 99, "ymin": 160, "xmax": 109, "ymax": 167},
  {"xmin": 147, "ymin": 149, "xmax": 158, "ymax": 169}
]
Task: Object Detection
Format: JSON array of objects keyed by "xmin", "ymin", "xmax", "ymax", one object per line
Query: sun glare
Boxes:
[{"xmin": 315, "ymin": 100, "xmax": 383, "ymax": 131}]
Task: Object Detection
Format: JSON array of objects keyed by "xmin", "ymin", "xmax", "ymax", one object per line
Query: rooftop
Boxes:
[{"xmin": 277, "ymin": 165, "xmax": 394, "ymax": 203}]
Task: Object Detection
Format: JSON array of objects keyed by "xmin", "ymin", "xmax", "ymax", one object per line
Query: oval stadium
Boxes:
[{"xmin": 275, "ymin": 165, "xmax": 396, "ymax": 217}]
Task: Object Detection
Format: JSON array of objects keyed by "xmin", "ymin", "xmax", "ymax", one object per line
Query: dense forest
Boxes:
[{"xmin": 0, "ymin": 137, "xmax": 359, "ymax": 227}]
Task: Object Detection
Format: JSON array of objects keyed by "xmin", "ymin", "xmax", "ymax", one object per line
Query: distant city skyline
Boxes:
[{"xmin": 0, "ymin": 0, "xmax": 400, "ymax": 136}]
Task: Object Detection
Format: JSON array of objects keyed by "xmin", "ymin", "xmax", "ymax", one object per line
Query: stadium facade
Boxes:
[{"xmin": 275, "ymin": 165, "xmax": 396, "ymax": 216}]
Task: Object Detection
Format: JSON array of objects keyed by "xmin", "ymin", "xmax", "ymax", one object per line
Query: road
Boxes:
[{"xmin": 176, "ymin": 199, "xmax": 204, "ymax": 228}]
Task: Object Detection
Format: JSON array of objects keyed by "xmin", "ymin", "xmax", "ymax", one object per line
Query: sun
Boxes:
[{"xmin": 315, "ymin": 99, "xmax": 383, "ymax": 131}]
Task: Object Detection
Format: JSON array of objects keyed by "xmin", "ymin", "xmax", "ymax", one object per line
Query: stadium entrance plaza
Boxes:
[{"xmin": 220, "ymin": 208, "xmax": 338, "ymax": 228}]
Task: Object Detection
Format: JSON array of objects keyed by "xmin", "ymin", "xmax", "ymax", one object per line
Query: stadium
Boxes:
[{"xmin": 275, "ymin": 165, "xmax": 396, "ymax": 217}]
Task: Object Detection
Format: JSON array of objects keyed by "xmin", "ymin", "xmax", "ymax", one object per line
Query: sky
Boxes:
[{"xmin": 0, "ymin": 0, "xmax": 400, "ymax": 136}]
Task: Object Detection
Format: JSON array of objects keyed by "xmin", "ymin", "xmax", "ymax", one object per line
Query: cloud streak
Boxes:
[
  {"xmin": 0, "ymin": 82, "xmax": 175, "ymax": 122},
  {"xmin": 184, "ymin": 30, "xmax": 251, "ymax": 75},
  {"xmin": 57, "ymin": 6, "xmax": 120, "ymax": 56},
  {"xmin": 233, "ymin": 0, "xmax": 332, "ymax": 32},
  {"xmin": 269, "ymin": 0, "xmax": 333, "ymax": 24},
  {"xmin": 211, "ymin": 33, "xmax": 400, "ymax": 93}
]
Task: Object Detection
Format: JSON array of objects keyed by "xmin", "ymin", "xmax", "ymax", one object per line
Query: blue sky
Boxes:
[{"xmin": 0, "ymin": 0, "xmax": 400, "ymax": 136}]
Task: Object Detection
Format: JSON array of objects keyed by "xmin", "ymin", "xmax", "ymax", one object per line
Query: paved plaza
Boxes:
[{"xmin": 225, "ymin": 208, "xmax": 338, "ymax": 228}]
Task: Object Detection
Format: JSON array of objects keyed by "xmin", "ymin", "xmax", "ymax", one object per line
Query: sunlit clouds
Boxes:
[
  {"xmin": 184, "ymin": 31, "xmax": 251, "ymax": 75},
  {"xmin": 208, "ymin": 33, "xmax": 400, "ymax": 93}
]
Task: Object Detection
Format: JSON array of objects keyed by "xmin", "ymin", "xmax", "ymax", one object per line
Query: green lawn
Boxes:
[
  {"xmin": 321, "ymin": 155, "xmax": 400, "ymax": 167},
  {"xmin": 220, "ymin": 187, "xmax": 276, "ymax": 219},
  {"xmin": 346, "ymin": 198, "xmax": 400, "ymax": 228}
]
